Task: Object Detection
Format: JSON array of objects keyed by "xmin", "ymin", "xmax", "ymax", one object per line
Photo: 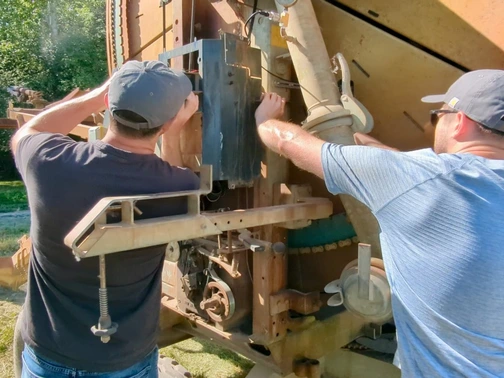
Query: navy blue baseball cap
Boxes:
[
  {"xmin": 422, "ymin": 69, "xmax": 504, "ymax": 131},
  {"xmin": 108, "ymin": 60, "xmax": 192, "ymax": 129}
]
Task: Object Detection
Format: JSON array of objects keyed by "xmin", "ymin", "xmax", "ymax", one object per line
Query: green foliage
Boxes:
[
  {"xmin": 37, "ymin": 0, "xmax": 108, "ymax": 99},
  {"xmin": 0, "ymin": 0, "xmax": 107, "ymax": 179},
  {"xmin": 0, "ymin": 181, "xmax": 27, "ymax": 213}
]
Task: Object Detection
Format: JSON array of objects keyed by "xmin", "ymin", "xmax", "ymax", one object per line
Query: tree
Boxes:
[
  {"xmin": 38, "ymin": 0, "xmax": 108, "ymax": 99},
  {"xmin": 0, "ymin": 0, "xmax": 107, "ymax": 180}
]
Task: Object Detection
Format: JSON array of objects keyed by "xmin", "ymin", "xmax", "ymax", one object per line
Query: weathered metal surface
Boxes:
[
  {"xmin": 276, "ymin": 0, "xmax": 382, "ymax": 258},
  {"xmin": 159, "ymin": 34, "xmax": 263, "ymax": 187},
  {"xmin": 71, "ymin": 0, "xmax": 504, "ymax": 376},
  {"xmin": 312, "ymin": 0, "xmax": 463, "ymax": 151},
  {"xmin": 252, "ymin": 240, "xmax": 288, "ymax": 344},
  {"xmin": 269, "ymin": 289, "xmax": 322, "ymax": 316},
  {"xmin": 65, "ymin": 195, "xmax": 333, "ymax": 258}
]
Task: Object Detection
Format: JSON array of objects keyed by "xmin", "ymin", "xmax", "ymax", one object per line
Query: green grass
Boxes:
[
  {"xmin": 160, "ymin": 339, "xmax": 254, "ymax": 378},
  {"xmin": 0, "ymin": 222, "xmax": 29, "ymax": 257},
  {"xmin": 0, "ymin": 290, "xmax": 24, "ymax": 378},
  {"xmin": 0, "ymin": 181, "xmax": 28, "ymax": 213}
]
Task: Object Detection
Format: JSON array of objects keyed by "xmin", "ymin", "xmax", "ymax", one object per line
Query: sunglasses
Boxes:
[{"xmin": 430, "ymin": 109, "xmax": 458, "ymax": 127}]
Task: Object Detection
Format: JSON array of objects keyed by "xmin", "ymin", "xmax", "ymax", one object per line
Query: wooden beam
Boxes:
[{"xmin": 0, "ymin": 119, "xmax": 18, "ymax": 129}]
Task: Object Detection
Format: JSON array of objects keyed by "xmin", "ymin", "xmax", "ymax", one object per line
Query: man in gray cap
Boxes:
[
  {"xmin": 255, "ymin": 69, "xmax": 504, "ymax": 377},
  {"xmin": 11, "ymin": 60, "xmax": 198, "ymax": 377}
]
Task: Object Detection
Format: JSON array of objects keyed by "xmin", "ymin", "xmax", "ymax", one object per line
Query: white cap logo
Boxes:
[{"xmin": 448, "ymin": 97, "xmax": 460, "ymax": 107}]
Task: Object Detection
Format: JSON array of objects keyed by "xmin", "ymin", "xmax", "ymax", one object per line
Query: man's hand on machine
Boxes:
[{"xmin": 255, "ymin": 92, "xmax": 286, "ymax": 126}]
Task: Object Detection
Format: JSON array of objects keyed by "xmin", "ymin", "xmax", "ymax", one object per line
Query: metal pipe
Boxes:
[
  {"xmin": 357, "ymin": 243, "xmax": 371, "ymax": 300},
  {"xmin": 277, "ymin": 1, "xmax": 382, "ymax": 256},
  {"xmin": 276, "ymin": 0, "xmax": 354, "ymax": 144}
]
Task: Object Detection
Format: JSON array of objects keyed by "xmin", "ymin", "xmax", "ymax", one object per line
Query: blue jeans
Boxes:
[{"xmin": 21, "ymin": 345, "xmax": 159, "ymax": 378}]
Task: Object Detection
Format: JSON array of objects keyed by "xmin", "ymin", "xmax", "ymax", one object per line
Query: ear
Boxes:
[
  {"xmin": 452, "ymin": 112, "xmax": 473, "ymax": 140},
  {"xmin": 104, "ymin": 93, "xmax": 109, "ymax": 108}
]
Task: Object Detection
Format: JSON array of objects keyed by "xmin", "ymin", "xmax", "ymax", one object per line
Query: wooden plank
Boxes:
[
  {"xmin": 251, "ymin": 15, "xmax": 292, "ymax": 243},
  {"xmin": 333, "ymin": 0, "xmax": 504, "ymax": 70},
  {"xmin": 171, "ymin": 0, "xmax": 191, "ymax": 70},
  {"xmin": 0, "ymin": 119, "xmax": 18, "ymax": 129},
  {"xmin": 252, "ymin": 241, "xmax": 288, "ymax": 343},
  {"xmin": 313, "ymin": 0, "xmax": 464, "ymax": 150},
  {"xmin": 179, "ymin": 112, "xmax": 202, "ymax": 172}
]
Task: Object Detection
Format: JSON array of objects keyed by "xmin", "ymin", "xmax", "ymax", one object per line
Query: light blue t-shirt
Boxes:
[{"xmin": 322, "ymin": 143, "xmax": 504, "ymax": 378}]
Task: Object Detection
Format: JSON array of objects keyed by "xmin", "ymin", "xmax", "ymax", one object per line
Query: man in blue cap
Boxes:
[
  {"xmin": 255, "ymin": 70, "xmax": 504, "ymax": 377},
  {"xmin": 11, "ymin": 60, "xmax": 199, "ymax": 377}
]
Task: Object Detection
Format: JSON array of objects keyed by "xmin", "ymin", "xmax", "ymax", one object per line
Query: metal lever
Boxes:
[
  {"xmin": 357, "ymin": 243, "xmax": 372, "ymax": 300},
  {"xmin": 238, "ymin": 230, "xmax": 266, "ymax": 252},
  {"xmin": 335, "ymin": 53, "xmax": 374, "ymax": 134}
]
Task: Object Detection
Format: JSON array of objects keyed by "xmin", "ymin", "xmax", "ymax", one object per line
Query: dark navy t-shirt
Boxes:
[{"xmin": 14, "ymin": 132, "xmax": 199, "ymax": 372}]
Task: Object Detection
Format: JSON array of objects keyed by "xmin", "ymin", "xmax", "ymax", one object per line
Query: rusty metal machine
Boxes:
[{"xmin": 6, "ymin": 0, "xmax": 504, "ymax": 377}]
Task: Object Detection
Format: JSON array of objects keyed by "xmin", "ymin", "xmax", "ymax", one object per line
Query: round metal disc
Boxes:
[
  {"xmin": 202, "ymin": 281, "xmax": 235, "ymax": 323},
  {"xmin": 165, "ymin": 242, "xmax": 180, "ymax": 262}
]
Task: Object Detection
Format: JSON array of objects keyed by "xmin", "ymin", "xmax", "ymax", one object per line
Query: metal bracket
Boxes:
[
  {"xmin": 363, "ymin": 323, "xmax": 382, "ymax": 340},
  {"xmin": 238, "ymin": 231, "xmax": 267, "ymax": 252},
  {"xmin": 65, "ymin": 182, "xmax": 332, "ymax": 259},
  {"xmin": 270, "ymin": 289, "xmax": 321, "ymax": 315},
  {"xmin": 335, "ymin": 53, "xmax": 374, "ymax": 134}
]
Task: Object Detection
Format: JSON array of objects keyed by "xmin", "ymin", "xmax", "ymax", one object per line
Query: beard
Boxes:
[{"xmin": 433, "ymin": 131, "xmax": 448, "ymax": 154}]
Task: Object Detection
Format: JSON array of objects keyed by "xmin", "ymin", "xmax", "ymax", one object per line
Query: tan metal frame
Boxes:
[{"xmin": 64, "ymin": 166, "xmax": 334, "ymax": 259}]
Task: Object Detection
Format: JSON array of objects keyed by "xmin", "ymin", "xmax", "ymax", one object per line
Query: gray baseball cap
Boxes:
[
  {"xmin": 421, "ymin": 69, "xmax": 504, "ymax": 131},
  {"xmin": 108, "ymin": 60, "xmax": 192, "ymax": 129}
]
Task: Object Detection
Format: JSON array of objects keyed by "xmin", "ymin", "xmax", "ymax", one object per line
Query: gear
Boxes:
[{"xmin": 200, "ymin": 280, "xmax": 235, "ymax": 323}]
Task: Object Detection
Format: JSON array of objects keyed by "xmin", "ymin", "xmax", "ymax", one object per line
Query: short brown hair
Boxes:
[
  {"xmin": 475, "ymin": 122, "xmax": 504, "ymax": 137},
  {"xmin": 110, "ymin": 110, "xmax": 162, "ymax": 139}
]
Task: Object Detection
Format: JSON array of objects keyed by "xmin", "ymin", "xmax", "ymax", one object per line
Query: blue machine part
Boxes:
[
  {"xmin": 287, "ymin": 214, "xmax": 357, "ymax": 248},
  {"xmin": 159, "ymin": 33, "xmax": 263, "ymax": 188}
]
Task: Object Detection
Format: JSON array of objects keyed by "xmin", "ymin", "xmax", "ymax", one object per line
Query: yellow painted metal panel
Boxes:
[
  {"xmin": 334, "ymin": 0, "xmax": 504, "ymax": 70},
  {"xmin": 313, "ymin": 0, "xmax": 464, "ymax": 150}
]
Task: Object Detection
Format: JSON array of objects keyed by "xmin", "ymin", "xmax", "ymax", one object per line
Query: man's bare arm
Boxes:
[
  {"xmin": 255, "ymin": 93, "xmax": 400, "ymax": 178},
  {"xmin": 353, "ymin": 132, "xmax": 398, "ymax": 151},
  {"xmin": 161, "ymin": 92, "xmax": 199, "ymax": 167},
  {"xmin": 257, "ymin": 119, "xmax": 325, "ymax": 178},
  {"xmin": 255, "ymin": 92, "xmax": 325, "ymax": 178},
  {"xmin": 161, "ymin": 135, "xmax": 184, "ymax": 167},
  {"xmin": 10, "ymin": 79, "xmax": 110, "ymax": 154}
]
